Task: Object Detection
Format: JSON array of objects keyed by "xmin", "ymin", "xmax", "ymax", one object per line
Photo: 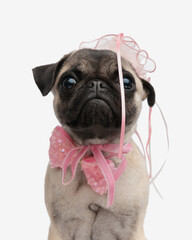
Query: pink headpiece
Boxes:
[{"xmin": 79, "ymin": 33, "xmax": 156, "ymax": 81}]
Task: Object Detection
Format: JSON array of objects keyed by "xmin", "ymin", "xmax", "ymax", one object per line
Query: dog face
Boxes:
[{"xmin": 33, "ymin": 49, "xmax": 155, "ymax": 144}]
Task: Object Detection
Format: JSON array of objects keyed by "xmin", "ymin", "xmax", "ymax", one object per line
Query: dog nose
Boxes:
[{"xmin": 86, "ymin": 80, "xmax": 108, "ymax": 91}]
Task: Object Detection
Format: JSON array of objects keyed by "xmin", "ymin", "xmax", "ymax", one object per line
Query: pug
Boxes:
[{"xmin": 32, "ymin": 48, "xmax": 155, "ymax": 240}]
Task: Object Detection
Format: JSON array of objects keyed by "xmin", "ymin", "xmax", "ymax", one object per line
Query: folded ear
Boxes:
[
  {"xmin": 141, "ymin": 79, "xmax": 156, "ymax": 107},
  {"xmin": 32, "ymin": 55, "xmax": 69, "ymax": 96}
]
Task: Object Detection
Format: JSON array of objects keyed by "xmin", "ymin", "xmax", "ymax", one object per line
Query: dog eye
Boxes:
[
  {"xmin": 123, "ymin": 77, "xmax": 135, "ymax": 90},
  {"xmin": 62, "ymin": 77, "xmax": 77, "ymax": 89}
]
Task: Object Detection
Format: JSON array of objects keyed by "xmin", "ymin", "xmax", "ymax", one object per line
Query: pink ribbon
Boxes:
[
  {"xmin": 79, "ymin": 33, "xmax": 156, "ymax": 160},
  {"xmin": 49, "ymin": 126, "xmax": 132, "ymax": 207},
  {"xmin": 116, "ymin": 33, "xmax": 126, "ymax": 159},
  {"xmin": 79, "ymin": 33, "xmax": 169, "ymax": 198}
]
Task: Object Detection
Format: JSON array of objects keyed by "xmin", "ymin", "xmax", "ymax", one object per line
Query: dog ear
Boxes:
[
  {"xmin": 141, "ymin": 79, "xmax": 156, "ymax": 107},
  {"xmin": 32, "ymin": 55, "xmax": 69, "ymax": 96}
]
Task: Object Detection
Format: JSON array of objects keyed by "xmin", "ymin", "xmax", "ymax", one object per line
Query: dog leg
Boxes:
[
  {"xmin": 90, "ymin": 204, "xmax": 141, "ymax": 240},
  {"xmin": 130, "ymin": 213, "xmax": 147, "ymax": 240},
  {"xmin": 48, "ymin": 224, "xmax": 61, "ymax": 240}
]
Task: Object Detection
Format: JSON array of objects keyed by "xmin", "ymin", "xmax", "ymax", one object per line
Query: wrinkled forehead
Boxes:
[{"xmin": 57, "ymin": 48, "xmax": 140, "ymax": 82}]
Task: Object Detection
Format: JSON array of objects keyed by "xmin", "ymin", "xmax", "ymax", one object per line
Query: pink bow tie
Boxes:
[{"xmin": 49, "ymin": 126, "xmax": 132, "ymax": 207}]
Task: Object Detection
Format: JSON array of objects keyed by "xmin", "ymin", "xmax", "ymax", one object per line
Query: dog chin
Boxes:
[
  {"xmin": 62, "ymin": 122, "xmax": 136, "ymax": 146},
  {"xmin": 69, "ymin": 125, "xmax": 121, "ymax": 144}
]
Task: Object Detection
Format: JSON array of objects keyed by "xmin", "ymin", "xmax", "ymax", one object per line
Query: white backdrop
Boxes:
[{"xmin": 0, "ymin": 0, "xmax": 191, "ymax": 239}]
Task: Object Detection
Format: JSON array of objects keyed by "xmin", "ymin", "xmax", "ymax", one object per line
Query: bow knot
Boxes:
[{"xmin": 49, "ymin": 126, "xmax": 132, "ymax": 207}]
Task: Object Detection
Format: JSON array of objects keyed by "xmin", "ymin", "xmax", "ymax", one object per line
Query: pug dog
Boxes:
[{"xmin": 32, "ymin": 48, "xmax": 155, "ymax": 240}]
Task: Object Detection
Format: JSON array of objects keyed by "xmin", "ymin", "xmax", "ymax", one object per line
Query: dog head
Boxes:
[{"xmin": 33, "ymin": 49, "xmax": 155, "ymax": 144}]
